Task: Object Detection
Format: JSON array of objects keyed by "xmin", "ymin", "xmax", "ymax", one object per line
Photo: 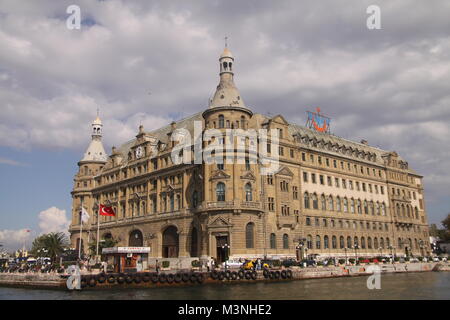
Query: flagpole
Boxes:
[
  {"xmin": 78, "ymin": 209, "xmax": 83, "ymax": 260},
  {"xmin": 96, "ymin": 204, "xmax": 100, "ymax": 257}
]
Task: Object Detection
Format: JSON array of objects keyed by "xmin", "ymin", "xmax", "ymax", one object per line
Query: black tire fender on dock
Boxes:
[
  {"xmin": 274, "ymin": 271, "xmax": 281, "ymax": 279},
  {"xmin": 238, "ymin": 270, "xmax": 245, "ymax": 279},
  {"xmin": 142, "ymin": 273, "xmax": 150, "ymax": 282},
  {"xmin": 107, "ymin": 275, "xmax": 116, "ymax": 284},
  {"xmin": 225, "ymin": 270, "xmax": 232, "ymax": 280},
  {"xmin": 218, "ymin": 271, "xmax": 225, "ymax": 281},
  {"xmin": 158, "ymin": 273, "xmax": 167, "ymax": 283},
  {"xmin": 88, "ymin": 277, "xmax": 97, "ymax": 287},
  {"xmin": 281, "ymin": 270, "xmax": 287, "ymax": 279},
  {"xmin": 190, "ymin": 273, "xmax": 198, "ymax": 283},
  {"xmin": 97, "ymin": 272, "xmax": 106, "ymax": 283},
  {"xmin": 231, "ymin": 271, "xmax": 238, "ymax": 280},
  {"xmin": 80, "ymin": 277, "xmax": 87, "ymax": 288},
  {"xmin": 174, "ymin": 273, "xmax": 182, "ymax": 283},
  {"xmin": 196, "ymin": 273, "xmax": 205, "ymax": 284},
  {"xmin": 125, "ymin": 274, "xmax": 133, "ymax": 284},
  {"xmin": 166, "ymin": 273, "xmax": 175, "ymax": 284},
  {"xmin": 210, "ymin": 270, "xmax": 219, "ymax": 280},
  {"xmin": 150, "ymin": 273, "xmax": 159, "ymax": 283},
  {"xmin": 182, "ymin": 272, "xmax": 190, "ymax": 282},
  {"xmin": 269, "ymin": 271, "xmax": 275, "ymax": 279},
  {"xmin": 251, "ymin": 270, "xmax": 257, "ymax": 280},
  {"xmin": 133, "ymin": 275, "xmax": 142, "ymax": 284},
  {"xmin": 244, "ymin": 271, "xmax": 252, "ymax": 280},
  {"xmin": 117, "ymin": 274, "xmax": 125, "ymax": 284},
  {"xmin": 287, "ymin": 269, "xmax": 293, "ymax": 279},
  {"xmin": 263, "ymin": 269, "xmax": 270, "ymax": 278}
]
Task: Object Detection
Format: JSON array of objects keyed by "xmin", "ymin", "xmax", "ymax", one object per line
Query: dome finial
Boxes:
[{"xmin": 225, "ymin": 35, "xmax": 228, "ymax": 48}]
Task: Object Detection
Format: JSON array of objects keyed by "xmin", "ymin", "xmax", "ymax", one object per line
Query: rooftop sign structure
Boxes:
[
  {"xmin": 306, "ymin": 107, "xmax": 331, "ymax": 133},
  {"xmin": 102, "ymin": 247, "xmax": 151, "ymax": 254}
]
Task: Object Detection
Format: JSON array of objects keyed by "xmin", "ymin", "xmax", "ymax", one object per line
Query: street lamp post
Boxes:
[
  {"xmin": 419, "ymin": 240, "xmax": 425, "ymax": 258},
  {"xmin": 344, "ymin": 247, "xmax": 348, "ymax": 265}
]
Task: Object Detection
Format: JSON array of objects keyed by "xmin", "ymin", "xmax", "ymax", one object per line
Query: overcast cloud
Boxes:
[{"xmin": 0, "ymin": 0, "xmax": 449, "ymax": 227}]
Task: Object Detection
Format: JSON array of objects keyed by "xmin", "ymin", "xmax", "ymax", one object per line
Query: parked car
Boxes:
[
  {"xmin": 409, "ymin": 258, "xmax": 419, "ymax": 263},
  {"xmin": 432, "ymin": 257, "xmax": 440, "ymax": 262},
  {"xmin": 281, "ymin": 259, "xmax": 297, "ymax": 268}
]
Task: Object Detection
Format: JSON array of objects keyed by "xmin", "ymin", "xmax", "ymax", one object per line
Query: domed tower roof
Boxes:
[
  {"xmin": 206, "ymin": 46, "xmax": 251, "ymax": 115},
  {"xmin": 80, "ymin": 115, "xmax": 107, "ymax": 163}
]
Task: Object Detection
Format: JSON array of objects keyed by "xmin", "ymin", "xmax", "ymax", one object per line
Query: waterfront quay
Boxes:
[{"xmin": 0, "ymin": 261, "xmax": 448, "ymax": 291}]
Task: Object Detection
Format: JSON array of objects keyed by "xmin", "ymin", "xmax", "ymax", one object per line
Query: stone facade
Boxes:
[{"xmin": 69, "ymin": 47, "xmax": 431, "ymax": 263}]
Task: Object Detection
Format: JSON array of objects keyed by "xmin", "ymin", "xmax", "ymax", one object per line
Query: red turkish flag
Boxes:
[{"xmin": 99, "ymin": 204, "xmax": 116, "ymax": 216}]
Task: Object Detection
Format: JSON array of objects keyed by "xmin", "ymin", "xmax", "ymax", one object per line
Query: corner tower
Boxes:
[{"xmin": 70, "ymin": 114, "xmax": 108, "ymax": 253}]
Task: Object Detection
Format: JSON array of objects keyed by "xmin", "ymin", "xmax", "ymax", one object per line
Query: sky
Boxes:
[{"xmin": 0, "ymin": 0, "xmax": 449, "ymax": 251}]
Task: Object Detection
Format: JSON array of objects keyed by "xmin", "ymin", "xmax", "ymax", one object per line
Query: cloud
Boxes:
[
  {"xmin": 0, "ymin": 156, "xmax": 27, "ymax": 166},
  {"xmin": 38, "ymin": 207, "xmax": 70, "ymax": 235},
  {"xmin": 0, "ymin": 0, "xmax": 449, "ymax": 225},
  {"xmin": 0, "ymin": 229, "xmax": 32, "ymax": 252}
]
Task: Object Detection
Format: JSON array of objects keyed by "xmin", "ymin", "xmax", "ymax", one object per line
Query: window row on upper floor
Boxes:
[{"xmin": 303, "ymin": 192, "xmax": 387, "ymax": 216}]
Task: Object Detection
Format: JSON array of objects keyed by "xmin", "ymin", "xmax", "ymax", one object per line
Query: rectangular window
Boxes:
[
  {"xmin": 290, "ymin": 149, "xmax": 294, "ymax": 158},
  {"xmin": 362, "ymin": 183, "xmax": 366, "ymax": 192},
  {"xmin": 326, "ymin": 158, "xmax": 330, "ymax": 167},
  {"xmin": 303, "ymin": 172, "xmax": 308, "ymax": 182},
  {"xmin": 302, "ymin": 153, "xmax": 306, "ymax": 161},
  {"xmin": 267, "ymin": 143, "xmax": 271, "ymax": 153},
  {"xmin": 333, "ymin": 160, "xmax": 337, "ymax": 168},
  {"xmin": 342, "ymin": 179, "xmax": 347, "ymax": 189},
  {"xmin": 319, "ymin": 175, "xmax": 324, "ymax": 185},
  {"xmin": 318, "ymin": 156, "xmax": 322, "ymax": 165},
  {"xmin": 279, "ymin": 146, "xmax": 284, "ymax": 156},
  {"xmin": 335, "ymin": 177, "xmax": 340, "ymax": 188},
  {"xmin": 311, "ymin": 173, "xmax": 317, "ymax": 184},
  {"xmin": 327, "ymin": 176, "xmax": 332, "ymax": 186},
  {"xmin": 381, "ymin": 186, "xmax": 384, "ymax": 195}
]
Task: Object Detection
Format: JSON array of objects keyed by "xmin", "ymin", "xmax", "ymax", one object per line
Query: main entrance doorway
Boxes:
[
  {"xmin": 162, "ymin": 226, "xmax": 179, "ymax": 258},
  {"xmin": 216, "ymin": 235, "xmax": 229, "ymax": 263}
]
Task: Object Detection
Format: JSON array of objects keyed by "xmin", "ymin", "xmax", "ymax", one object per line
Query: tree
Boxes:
[
  {"xmin": 30, "ymin": 232, "xmax": 69, "ymax": 262},
  {"xmin": 442, "ymin": 213, "xmax": 450, "ymax": 231},
  {"xmin": 88, "ymin": 237, "xmax": 118, "ymax": 256}
]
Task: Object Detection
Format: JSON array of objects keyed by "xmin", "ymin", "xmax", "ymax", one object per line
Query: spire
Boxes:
[
  {"xmin": 80, "ymin": 113, "xmax": 107, "ymax": 163},
  {"xmin": 209, "ymin": 45, "xmax": 247, "ymax": 109}
]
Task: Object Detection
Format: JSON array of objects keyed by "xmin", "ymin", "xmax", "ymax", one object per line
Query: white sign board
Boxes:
[{"xmin": 102, "ymin": 247, "xmax": 151, "ymax": 254}]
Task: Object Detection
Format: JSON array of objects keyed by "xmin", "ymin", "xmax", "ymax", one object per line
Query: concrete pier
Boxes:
[{"xmin": 0, "ymin": 262, "xmax": 448, "ymax": 291}]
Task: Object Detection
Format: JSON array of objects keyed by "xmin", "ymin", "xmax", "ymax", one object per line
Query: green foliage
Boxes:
[
  {"xmin": 162, "ymin": 261, "xmax": 170, "ymax": 268},
  {"xmin": 338, "ymin": 259, "xmax": 346, "ymax": 265},
  {"xmin": 88, "ymin": 237, "xmax": 119, "ymax": 255},
  {"xmin": 30, "ymin": 232, "xmax": 69, "ymax": 262},
  {"xmin": 348, "ymin": 258, "xmax": 355, "ymax": 264},
  {"xmin": 272, "ymin": 260, "xmax": 281, "ymax": 267},
  {"xmin": 191, "ymin": 260, "xmax": 200, "ymax": 267}
]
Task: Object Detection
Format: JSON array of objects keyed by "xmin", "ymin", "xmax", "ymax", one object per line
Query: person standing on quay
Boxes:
[{"xmin": 155, "ymin": 259, "xmax": 160, "ymax": 274}]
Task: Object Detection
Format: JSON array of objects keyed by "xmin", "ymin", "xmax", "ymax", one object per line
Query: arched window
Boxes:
[
  {"xmin": 382, "ymin": 202, "xmax": 386, "ymax": 215},
  {"xmin": 347, "ymin": 236, "xmax": 352, "ymax": 248},
  {"xmin": 245, "ymin": 183, "xmax": 253, "ymax": 201},
  {"xmin": 129, "ymin": 230, "xmax": 143, "ymax": 247},
  {"xmin": 312, "ymin": 194, "xmax": 318, "ymax": 209},
  {"xmin": 368, "ymin": 237, "xmax": 373, "ymax": 249},
  {"xmin": 340, "ymin": 236, "xmax": 345, "ymax": 249},
  {"xmin": 316, "ymin": 235, "xmax": 321, "ymax": 249},
  {"xmin": 321, "ymin": 195, "xmax": 326, "ymax": 210},
  {"xmin": 304, "ymin": 193, "xmax": 310, "ymax": 209},
  {"xmin": 398, "ymin": 238, "xmax": 403, "ymax": 248},
  {"xmin": 216, "ymin": 182, "xmax": 226, "ymax": 201},
  {"xmin": 240, "ymin": 116, "xmax": 245, "ymax": 129},
  {"xmin": 246, "ymin": 223, "xmax": 255, "ymax": 248},
  {"xmin": 192, "ymin": 190, "xmax": 198, "ymax": 208},
  {"xmin": 380, "ymin": 237, "xmax": 385, "ymax": 249},
  {"xmin": 354, "ymin": 237, "xmax": 359, "ymax": 247},
  {"xmin": 307, "ymin": 235, "xmax": 313, "ymax": 249},
  {"xmin": 283, "ymin": 234, "xmax": 289, "ymax": 249},
  {"xmin": 396, "ymin": 204, "xmax": 401, "ymax": 216},
  {"xmin": 414, "ymin": 207, "xmax": 419, "ymax": 219},
  {"xmin": 332, "ymin": 236, "xmax": 337, "ymax": 249},
  {"xmin": 361, "ymin": 237, "xmax": 366, "ymax": 249},
  {"xmin": 350, "ymin": 198, "xmax": 355, "ymax": 213},
  {"xmin": 218, "ymin": 115, "xmax": 225, "ymax": 128},
  {"xmin": 270, "ymin": 233, "xmax": 276, "ymax": 249},
  {"xmin": 374, "ymin": 237, "xmax": 378, "ymax": 249},
  {"xmin": 364, "ymin": 201, "xmax": 368, "ymax": 214},
  {"xmin": 170, "ymin": 194, "xmax": 174, "ymax": 211},
  {"xmin": 328, "ymin": 196, "xmax": 334, "ymax": 211},
  {"xmin": 324, "ymin": 236, "xmax": 329, "ymax": 249},
  {"xmin": 357, "ymin": 199, "xmax": 362, "ymax": 214},
  {"xmin": 386, "ymin": 237, "xmax": 390, "ymax": 248},
  {"xmin": 406, "ymin": 205, "xmax": 411, "ymax": 217},
  {"xmin": 343, "ymin": 198, "xmax": 348, "ymax": 212},
  {"xmin": 336, "ymin": 196, "xmax": 341, "ymax": 211}
]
